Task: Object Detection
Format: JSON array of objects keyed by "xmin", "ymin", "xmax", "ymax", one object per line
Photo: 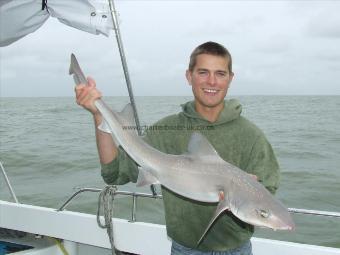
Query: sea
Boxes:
[{"xmin": 0, "ymin": 96, "xmax": 339, "ymax": 248}]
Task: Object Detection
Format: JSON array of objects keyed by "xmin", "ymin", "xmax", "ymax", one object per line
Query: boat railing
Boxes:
[
  {"xmin": 288, "ymin": 208, "xmax": 340, "ymax": 218},
  {"xmin": 0, "ymin": 161, "xmax": 19, "ymax": 203},
  {"xmin": 2, "ymin": 161, "xmax": 339, "ymax": 222},
  {"xmin": 57, "ymin": 186, "xmax": 340, "ymax": 222},
  {"xmin": 57, "ymin": 187, "xmax": 162, "ymax": 222}
]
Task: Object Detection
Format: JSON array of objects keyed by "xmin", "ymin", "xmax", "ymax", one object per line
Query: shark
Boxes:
[{"xmin": 69, "ymin": 53, "xmax": 295, "ymax": 244}]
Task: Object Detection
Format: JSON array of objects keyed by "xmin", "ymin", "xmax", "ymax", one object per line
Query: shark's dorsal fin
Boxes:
[
  {"xmin": 119, "ymin": 103, "xmax": 136, "ymax": 127},
  {"xmin": 187, "ymin": 132, "xmax": 221, "ymax": 160}
]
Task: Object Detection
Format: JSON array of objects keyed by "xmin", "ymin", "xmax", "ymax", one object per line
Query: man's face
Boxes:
[{"xmin": 186, "ymin": 54, "xmax": 234, "ymax": 110}]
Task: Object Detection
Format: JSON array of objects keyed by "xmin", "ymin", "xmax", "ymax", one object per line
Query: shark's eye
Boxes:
[{"xmin": 257, "ymin": 209, "xmax": 270, "ymax": 218}]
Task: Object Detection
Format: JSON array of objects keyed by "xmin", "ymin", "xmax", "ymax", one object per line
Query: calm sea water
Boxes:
[{"xmin": 1, "ymin": 96, "xmax": 339, "ymax": 248}]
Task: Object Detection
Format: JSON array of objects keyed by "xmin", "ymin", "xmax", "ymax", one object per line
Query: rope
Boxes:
[
  {"xmin": 97, "ymin": 185, "xmax": 118, "ymax": 255},
  {"xmin": 49, "ymin": 237, "xmax": 69, "ymax": 255}
]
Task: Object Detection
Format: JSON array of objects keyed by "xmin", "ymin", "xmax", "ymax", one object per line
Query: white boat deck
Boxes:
[{"xmin": 1, "ymin": 200, "xmax": 340, "ymax": 255}]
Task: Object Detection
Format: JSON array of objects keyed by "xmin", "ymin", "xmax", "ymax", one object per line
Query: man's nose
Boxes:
[{"xmin": 207, "ymin": 73, "xmax": 217, "ymax": 86}]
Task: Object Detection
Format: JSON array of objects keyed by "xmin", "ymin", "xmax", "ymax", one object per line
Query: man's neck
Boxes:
[{"xmin": 194, "ymin": 102, "xmax": 224, "ymax": 123}]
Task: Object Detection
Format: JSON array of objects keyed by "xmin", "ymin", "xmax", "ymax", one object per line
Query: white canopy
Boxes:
[{"xmin": 0, "ymin": 0, "xmax": 114, "ymax": 47}]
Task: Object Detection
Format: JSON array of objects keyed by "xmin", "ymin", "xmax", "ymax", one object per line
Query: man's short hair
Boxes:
[{"xmin": 188, "ymin": 41, "xmax": 232, "ymax": 73}]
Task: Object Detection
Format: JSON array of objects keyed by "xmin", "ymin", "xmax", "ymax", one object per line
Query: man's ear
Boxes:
[
  {"xmin": 230, "ymin": 71, "xmax": 234, "ymax": 80},
  {"xmin": 186, "ymin": 70, "xmax": 192, "ymax": 85}
]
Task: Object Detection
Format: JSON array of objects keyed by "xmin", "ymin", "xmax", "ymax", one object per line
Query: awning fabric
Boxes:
[{"xmin": 0, "ymin": 0, "xmax": 113, "ymax": 47}]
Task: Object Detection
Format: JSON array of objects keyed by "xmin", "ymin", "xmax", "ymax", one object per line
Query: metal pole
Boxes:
[
  {"xmin": 131, "ymin": 193, "xmax": 137, "ymax": 222},
  {"xmin": 289, "ymin": 208, "xmax": 340, "ymax": 218},
  {"xmin": 108, "ymin": 0, "xmax": 157, "ymax": 196},
  {"xmin": 108, "ymin": 0, "xmax": 141, "ymax": 136},
  {"xmin": 0, "ymin": 161, "xmax": 19, "ymax": 203}
]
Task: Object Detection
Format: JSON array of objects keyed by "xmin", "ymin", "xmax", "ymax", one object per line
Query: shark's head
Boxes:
[
  {"xmin": 250, "ymin": 202, "xmax": 295, "ymax": 231},
  {"xmin": 197, "ymin": 181, "xmax": 295, "ymax": 246},
  {"xmin": 231, "ymin": 189, "xmax": 295, "ymax": 231}
]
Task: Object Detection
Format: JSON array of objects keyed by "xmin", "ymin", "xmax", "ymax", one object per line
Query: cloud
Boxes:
[
  {"xmin": 251, "ymin": 37, "xmax": 292, "ymax": 55},
  {"xmin": 304, "ymin": 7, "xmax": 340, "ymax": 38},
  {"xmin": 1, "ymin": 1, "xmax": 340, "ymax": 96},
  {"xmin": 314, "ymin": 52, "xmax": 340, "ymax": 63}
]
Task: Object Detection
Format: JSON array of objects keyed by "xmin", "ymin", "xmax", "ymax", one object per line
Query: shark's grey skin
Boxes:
[{"xmin": 69, "ymin": 54, "xmax": 295, "ymax": 244}]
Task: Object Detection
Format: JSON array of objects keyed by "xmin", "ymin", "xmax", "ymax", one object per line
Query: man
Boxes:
[{"xmin": 75, "ymin": 41, "xmax": 280, "ymax": 255}]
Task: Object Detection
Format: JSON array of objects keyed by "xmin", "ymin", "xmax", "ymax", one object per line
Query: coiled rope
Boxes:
[{"xmin": 97, "ymin": 185, "xmax": 120, "ymax": 255}]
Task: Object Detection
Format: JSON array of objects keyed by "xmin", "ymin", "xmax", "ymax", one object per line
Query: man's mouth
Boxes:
[{"xmin": 203, "ymin": 88, "xmax": 219, "ymax": 95}]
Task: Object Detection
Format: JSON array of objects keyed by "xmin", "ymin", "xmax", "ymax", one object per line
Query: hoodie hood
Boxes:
[{"xmin": 181, "ymin": 99, "xmax": 242, "ymax": 126}]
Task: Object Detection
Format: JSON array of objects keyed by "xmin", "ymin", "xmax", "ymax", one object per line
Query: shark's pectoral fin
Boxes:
[
  {"xmin": 197, "ymin": 193, "xmax": 230, "ymax": 246},
  {"xmin": 136, "ymin": 167, "xmax": 160, "ymax": 187}
]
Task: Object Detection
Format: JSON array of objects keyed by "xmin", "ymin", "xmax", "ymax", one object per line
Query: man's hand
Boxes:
[
  {"xmin": 249, "ymin": 174, "xmax": 258, "ymax": 181},
  {"xmin": 218, "ymin": 174, "xmax": 258, "ymax": 204},
  {"xmin": 75, "ymin": 76, "xmax": 102, "ymax": 115}
]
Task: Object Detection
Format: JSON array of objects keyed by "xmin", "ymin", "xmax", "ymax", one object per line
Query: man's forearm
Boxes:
[{"xmin": 93, "ymin": 114, "xmax": 118, "ymax": 164}]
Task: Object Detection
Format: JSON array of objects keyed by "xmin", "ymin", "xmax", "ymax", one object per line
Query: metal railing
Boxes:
[
  {"xmin": 288, "ymin": 208, "xmax": 340, "ymax": 218},
  {"xmin": 0, "ymin": 161, "xmax": 19, "ymax": 203},
  {"xmin": 57, "ymin": 187, "xmax": 340, "ymax": 222},
  {"xmin": 2, "ymin": 158, "xmax": 339, "ymax": 221},
  {"xmin": 1, "ymin": 161, "xmax": 339, "ymax": 222},
  {"xmin": 57, "ymin": 187, "xmax": 162, "ymax": 222}
]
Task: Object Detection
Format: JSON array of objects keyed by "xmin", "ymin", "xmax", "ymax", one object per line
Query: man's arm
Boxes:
[
  {"xmin": 74, "ymin": 77, "xmax": 139, "ymax": 185},
  {"xmin": 75, "ymin": 77, "xmax": 117, "ymax": 164},
  {"xmin": 93, "ymin": 113, "xmax": 117, "ymax": 164}
]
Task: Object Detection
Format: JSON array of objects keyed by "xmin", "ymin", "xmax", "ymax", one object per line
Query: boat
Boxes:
[
  {"xmin": 1, "ymin": 172, "xmax": 340, "ymax": 255},
  {"xmin": 1, "ymin": 1, "xmax": 340, "ymax": 254}
]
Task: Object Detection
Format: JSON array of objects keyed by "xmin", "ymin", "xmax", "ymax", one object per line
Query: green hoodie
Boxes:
[{"xmin": 101, "ymin": 99, "xmax": 280, "ymax": 251}]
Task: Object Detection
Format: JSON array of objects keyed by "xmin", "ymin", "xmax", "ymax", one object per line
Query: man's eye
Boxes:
[{"xmin": 216, "ymin": 72, "xmax": 226, "ymax": 77}]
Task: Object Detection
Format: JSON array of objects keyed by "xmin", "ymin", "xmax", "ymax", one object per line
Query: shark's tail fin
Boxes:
[{"xmin": 69, "ymin": 53, "xmax": 87, "ymax": 85}]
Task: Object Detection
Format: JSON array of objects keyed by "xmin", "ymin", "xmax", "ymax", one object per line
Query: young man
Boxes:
[{"xmin": 75, "ymin": 42, "xmax": 280, "ymax": 255}]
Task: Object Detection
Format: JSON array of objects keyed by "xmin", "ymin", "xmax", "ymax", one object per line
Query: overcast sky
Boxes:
[{"xmin": 1, "ymin": 1, "xmax": 340, "ymax": 97}]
